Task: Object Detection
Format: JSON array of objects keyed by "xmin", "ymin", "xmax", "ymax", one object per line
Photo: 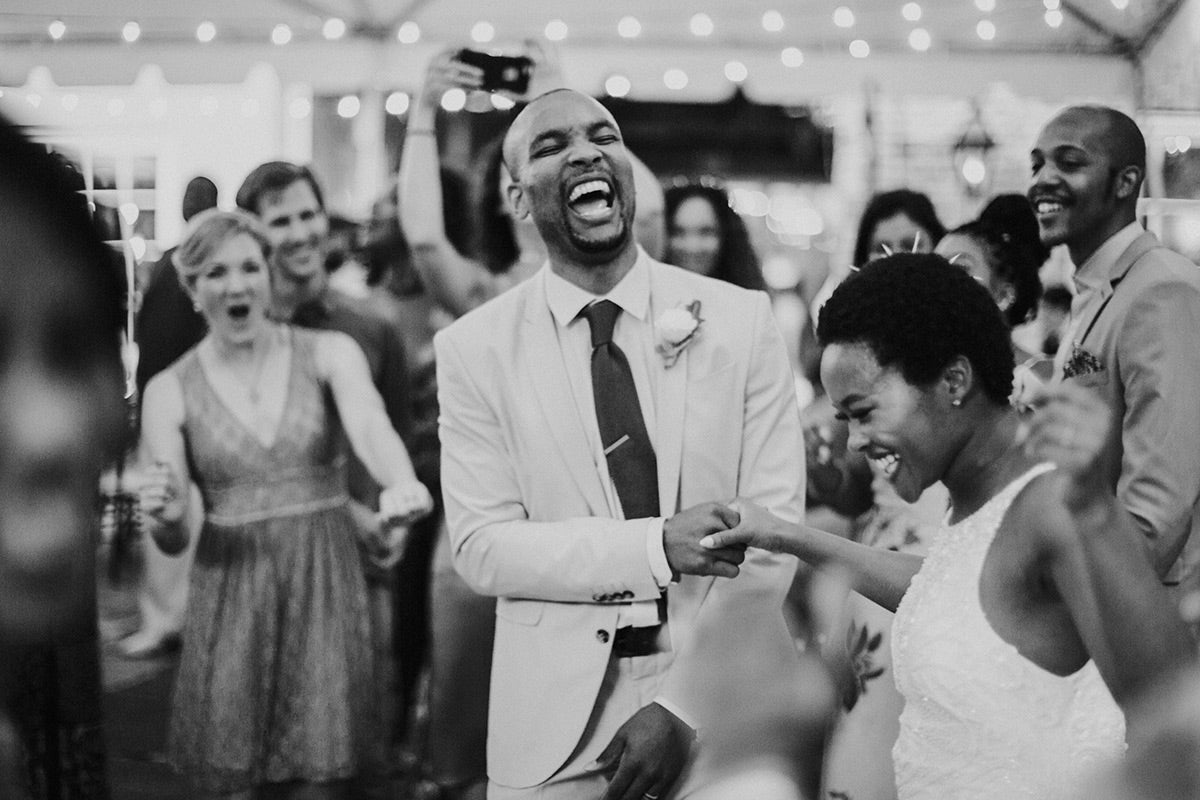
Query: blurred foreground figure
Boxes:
[
  {"xmin": 0, "ymin": 114, "xmax": 128, "ymax": 798},
  {"xmin": 1081, "ymin": 664, "xmax": 1200, "ymax": 800}
]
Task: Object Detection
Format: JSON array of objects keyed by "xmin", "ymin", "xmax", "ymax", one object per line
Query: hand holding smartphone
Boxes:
[{"xmin": 453, "ymin": 48, "xmax": 533, "ymax": 95}]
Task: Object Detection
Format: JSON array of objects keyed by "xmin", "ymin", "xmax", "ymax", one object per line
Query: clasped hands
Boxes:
[
  {"xmin": 663, "ymin": 502, "xmax": 748, "ymax": 579},
  {"xmin": 369, "ymin": 481, "xmax": 435, "ymax": 569}
]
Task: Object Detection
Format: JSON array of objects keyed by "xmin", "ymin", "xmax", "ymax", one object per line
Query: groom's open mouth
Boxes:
[{"xmin": 565, "ymin": 177, "xmax": 616, "ymax": 223}]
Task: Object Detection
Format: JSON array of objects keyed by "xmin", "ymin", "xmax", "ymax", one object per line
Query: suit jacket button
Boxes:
[{"xmin": 596, "ymin": 630, "xmax": 610, "ymax": 644}]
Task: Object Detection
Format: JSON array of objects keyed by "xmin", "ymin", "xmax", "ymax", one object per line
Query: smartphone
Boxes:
[{"xmin": 455, "ymin": 48, "xmax": 533, "ymax": 95}]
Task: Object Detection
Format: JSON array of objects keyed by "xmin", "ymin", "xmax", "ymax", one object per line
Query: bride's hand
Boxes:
[{"xmin": 700, "ymin": 498, "xmax": 789, "ymax": 553}]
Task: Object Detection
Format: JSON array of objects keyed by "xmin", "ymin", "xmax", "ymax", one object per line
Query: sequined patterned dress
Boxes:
[
  {"xmin": 891, "ymin": 464, "xmax": 1125, "ymax": 800},
  {"xmin": 166, "ymin": 328, "xmax": 381, "ymax": 793}
]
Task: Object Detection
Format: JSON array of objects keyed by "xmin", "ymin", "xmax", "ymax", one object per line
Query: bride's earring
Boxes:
[{"xmin": 951, "ymin": 397, "xmax": 962, "ymax": 407}]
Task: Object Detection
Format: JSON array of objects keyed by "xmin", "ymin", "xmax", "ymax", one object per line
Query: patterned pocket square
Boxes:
[{"xmin": 1062, "ymin": 343, "xmax": 1105, "ymax": 380}]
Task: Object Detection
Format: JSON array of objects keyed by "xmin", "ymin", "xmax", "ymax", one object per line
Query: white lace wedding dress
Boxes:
[{"xmin": 891, "ymin": 464, "xmax": 1126, "ymax": 800}]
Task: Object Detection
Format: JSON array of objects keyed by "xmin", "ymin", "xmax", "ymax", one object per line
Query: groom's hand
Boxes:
[
  {"xmin": 663, "ymin": 502, "xmax": 746, "ymax": 579},
  {"xmin": 592, "ymin": 702, "xmax": 695, "ymax": 800}
]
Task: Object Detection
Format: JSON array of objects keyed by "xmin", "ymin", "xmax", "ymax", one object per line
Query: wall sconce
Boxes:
[{"xmin": 953, "ymin": 102, "xmax": 996, "ymax": 197}]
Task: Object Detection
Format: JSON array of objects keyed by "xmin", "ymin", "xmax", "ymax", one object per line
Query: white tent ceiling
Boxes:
[
  {"xmin": 0, "ymin": 0, "xmax": 1185, "ymax": 55},
  {"xmin": 0, "ymin": 0, "xmax": 1187, "ymax": 115}
]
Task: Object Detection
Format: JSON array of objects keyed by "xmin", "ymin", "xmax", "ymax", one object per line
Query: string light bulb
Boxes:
[
  {"xmin": 471, "ymin": 21, "xmax": 495, "ymax": 43},
  {"xmin": 323, "ymin": 18, "xmax": 346, "ymax": 40},
  {"xmin": 385, "ymin": 91, "xmax": 410, "ymax": 115},
  {"xmin": 605, "ymin": 74, "xmax": 631, "ymax": 98},
  {"xmin": 762, "ymin": 10, "xmax": 784, "ymax": 32},
  {"xmin": 397, "ymin": 21, "xmax": 420, "ymax": 43}
]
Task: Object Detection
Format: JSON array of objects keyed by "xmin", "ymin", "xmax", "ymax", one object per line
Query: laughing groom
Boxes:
[{"xmin": 435, "ymin": 88, "xmax": 804, "ymax": 800}]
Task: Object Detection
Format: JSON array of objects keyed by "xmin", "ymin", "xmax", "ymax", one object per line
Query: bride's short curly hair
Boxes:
[{"xmin": 817, "ymin": 253, "xmax": 1014, "ymax": 404}]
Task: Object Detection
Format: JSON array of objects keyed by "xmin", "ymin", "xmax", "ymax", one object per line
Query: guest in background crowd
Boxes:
[
  {"xmin": 1030, "ymin": 104, "xmax": 1200, "ymax": 605},
  {"xmin": 852, "ymin": 189, "xmax": 945, "ymax": 266},
  {"xmin": 236, "ymin": 161, "xmax": 423, "ymax": 755},
  {"xmin": 0, "ymin": 113, "xmax": 127, "ymax": 800},
  {"xmin": 119, "ymin": 174, "xmax": 218, "ymax": 659},
  {"xmin": 135, "ymin": 176, "xmax": 218, "ymax": 399},
  {"xmin": 1033, "ymin": 284, "xmax": 1073, "ymax": 356},
  {"xmin": 937, "ymin": 194, "xmax": 1055, "ymax": 415},
  {"xmin": 703, "ymin": 254, "xmax": 1195, "ymax": 799},
  {"xmin": 138, "ymin": 209, "xmax": 431, "ymax": 798},
  {"xmin": 663, "ymin": 181, "xmax": 765, "ymax": 290},
  {"xmin": 935, "ymin": 193, "xmax": 1048, "ymax": 336}
]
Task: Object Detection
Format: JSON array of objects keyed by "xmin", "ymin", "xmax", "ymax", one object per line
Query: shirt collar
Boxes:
[
  {"xmin": 1073, "ymin": 221, "xmax": 1142, "ymax": 295},
  {"xmin": 544, "ymin": 247, "xmax": 651, "ymax": 328}
]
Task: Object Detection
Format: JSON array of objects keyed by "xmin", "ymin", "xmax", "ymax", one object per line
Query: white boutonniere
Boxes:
[{"xmin": 655, "ymin": 301, "xmax": 703, "ymax": 368}]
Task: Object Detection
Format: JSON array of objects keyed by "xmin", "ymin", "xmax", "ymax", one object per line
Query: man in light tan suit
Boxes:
[
  {"xmin": 435, "ymin": 89, "xmax": 803, "ymax": 800},
  {"xmin": 1031, "ymin": 105, "xmax": 1200, "ymax": 597}
]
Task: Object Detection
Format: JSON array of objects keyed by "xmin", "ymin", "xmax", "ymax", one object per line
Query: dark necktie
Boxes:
[
  {"xmin": 583, "ymin": 300, "xmax": 666, "ymax": 624},
  {"xmin": 581, "ymin": 300, "xmax": 660, "ymax": 519}
]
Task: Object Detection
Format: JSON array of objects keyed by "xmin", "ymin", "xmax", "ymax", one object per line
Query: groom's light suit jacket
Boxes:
[{"xmin": 435, "ymin": 254, "xmax": 803, "ymax": 788}]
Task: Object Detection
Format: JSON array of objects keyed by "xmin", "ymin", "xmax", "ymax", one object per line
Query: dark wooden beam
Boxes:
[
  {"xmin": 1133, "ymin": 0, "xmax": 1188, "ymax": 53},
  {"xmin": 1061, "ymin": 1, "xmax": 1137, "ymax": 57}
]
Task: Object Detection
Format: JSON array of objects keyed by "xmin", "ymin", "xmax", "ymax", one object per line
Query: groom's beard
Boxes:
[{"xmin": 569, "ymin": 218, "xmax": 630, "ymax": 256}]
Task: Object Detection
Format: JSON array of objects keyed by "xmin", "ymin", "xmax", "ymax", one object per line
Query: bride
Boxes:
[{"xmin": 702, "ymin": 253, "xmax": 1194, "ymax": 799}]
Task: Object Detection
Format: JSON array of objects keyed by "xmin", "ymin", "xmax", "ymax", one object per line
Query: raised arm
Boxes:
[
  {"xmin": 703, "ymin": 503, "xmax": 923, "ymax": 613},
  {"xmin": 316, "ymin": 330, "xmax": 432, "ymax": 522},
  {"xmin": 397, "ymin": 49, "xmax": 495, "ymax": 317}
]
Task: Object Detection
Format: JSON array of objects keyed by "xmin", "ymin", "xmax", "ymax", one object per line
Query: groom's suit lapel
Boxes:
[
  {"xmin": 650, "ymin": 264, "xmax": 688, "ymax": 518},
  {"xmin": 522, "ymin": 275, "xmax": 610, "ymax": 515}
]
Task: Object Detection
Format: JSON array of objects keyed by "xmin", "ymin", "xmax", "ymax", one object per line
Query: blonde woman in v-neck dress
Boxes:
[{"xmin": 137, "ymin": 209, "xmax": 433, "ymax": 799}]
